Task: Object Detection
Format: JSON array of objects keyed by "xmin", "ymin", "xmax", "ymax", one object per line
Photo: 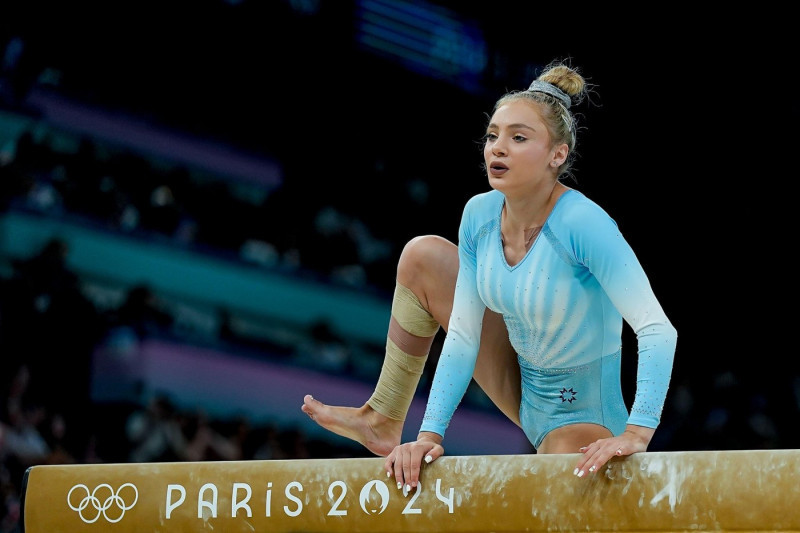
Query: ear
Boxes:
[{"xmin": 550, "ymin": 143, "xmax": 569, "ymax": 168}]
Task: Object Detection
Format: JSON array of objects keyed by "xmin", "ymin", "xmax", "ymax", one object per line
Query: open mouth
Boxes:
[{"xmin": 489, "ymin": 162, "xmax": 508, "ymax": 175}]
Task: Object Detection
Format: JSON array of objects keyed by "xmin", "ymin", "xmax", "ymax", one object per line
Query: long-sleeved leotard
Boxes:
[{"xmin": 420, "ymin": 188, "xmax": 677, "ymax": 448}]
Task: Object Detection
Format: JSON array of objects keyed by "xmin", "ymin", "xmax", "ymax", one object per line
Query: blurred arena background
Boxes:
[{"xmin": 0, "ymin": 1, "xmax": 794, "ymax": 531}]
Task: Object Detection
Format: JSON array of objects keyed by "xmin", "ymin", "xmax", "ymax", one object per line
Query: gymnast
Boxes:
[{"xmin": 302, "ymin": 58, "xmax": 677, "ymax": 491}]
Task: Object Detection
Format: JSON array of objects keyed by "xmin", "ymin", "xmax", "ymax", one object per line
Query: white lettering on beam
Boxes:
[{"xmin": 163, "ymin": 478, "xmax": 455, "ymax": 519}]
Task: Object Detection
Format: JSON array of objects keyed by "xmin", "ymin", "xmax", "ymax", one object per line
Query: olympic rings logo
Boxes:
[{"xmin": 67, "ymin": 483, "xmax": 139, "ymax": 523}]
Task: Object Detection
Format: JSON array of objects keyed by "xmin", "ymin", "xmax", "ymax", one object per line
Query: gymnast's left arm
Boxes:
[{"xmin": 573, "ymin": 210, "xmax": 678, "ymax": 474}]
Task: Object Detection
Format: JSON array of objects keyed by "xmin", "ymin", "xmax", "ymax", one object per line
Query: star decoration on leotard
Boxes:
[{"xmin": 559, "ymin": 387, "xmax": 577, "ymax": 403}]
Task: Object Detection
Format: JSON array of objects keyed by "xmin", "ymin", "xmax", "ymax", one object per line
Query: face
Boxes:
[{"xmin": 483, "ymin": 99, "xmax": 567, "ymax": 194}]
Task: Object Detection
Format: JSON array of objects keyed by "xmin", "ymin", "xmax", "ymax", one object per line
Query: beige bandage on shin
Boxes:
[{"xmin": 367, "ymin": 283, "xmax": 440, "ymax": 420}]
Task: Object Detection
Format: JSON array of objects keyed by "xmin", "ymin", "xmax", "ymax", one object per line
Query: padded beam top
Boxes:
[{"xmin": 21, "ymin": 449, "xmax": 800, "ymax": 532}]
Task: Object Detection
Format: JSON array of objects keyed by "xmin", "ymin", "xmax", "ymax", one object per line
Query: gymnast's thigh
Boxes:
[{"xmin": 472, "ymin": 309, "xmax": 522, "ymax": 427}]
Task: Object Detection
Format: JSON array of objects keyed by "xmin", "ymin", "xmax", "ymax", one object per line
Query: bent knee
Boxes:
[
  {"xmin": 402, "ymin": 235, "xmax": 456, "ymax": 262},
  {"xmin": 398, "ymin": 235, "xmax": 457, "ymax": 280}
]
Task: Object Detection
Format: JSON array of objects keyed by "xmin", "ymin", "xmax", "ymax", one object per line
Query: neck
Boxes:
[{"xmin": 503, "ymin": 180, "xmax": 564, "ymax": 231}]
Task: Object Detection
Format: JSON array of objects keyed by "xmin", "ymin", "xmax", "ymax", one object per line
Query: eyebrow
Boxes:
[{"xmin": 486, "ymin": 122, "xmax": 536, "ymax": 132}]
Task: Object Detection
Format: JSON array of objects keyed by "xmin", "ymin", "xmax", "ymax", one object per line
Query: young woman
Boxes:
[{"xmin": 302, "ymin": 59, "xmax": 677, "ymax": 491}]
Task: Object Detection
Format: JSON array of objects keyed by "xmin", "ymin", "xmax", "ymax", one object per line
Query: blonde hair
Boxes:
[{"xmin": 492, "ymin": 59, "xmax": 589, "ymax": 181}]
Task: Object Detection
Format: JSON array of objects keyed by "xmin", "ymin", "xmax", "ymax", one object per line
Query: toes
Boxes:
[{"xmin": 304, "ymin": 394, "xmax": 322, "ymax": 407}]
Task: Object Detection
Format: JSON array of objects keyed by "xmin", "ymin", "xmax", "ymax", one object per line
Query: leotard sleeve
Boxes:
[
  {"xmin": 563, "ymin": 200, "xmax": 677, "ymax": 428},
  {"xmin": 419, "ymin": 196, "xmax": 486, "ymax": 437}
]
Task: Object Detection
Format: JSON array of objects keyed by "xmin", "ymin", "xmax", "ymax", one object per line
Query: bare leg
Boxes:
[
  {"xmin": 302, "ymin": 236, "xmax": 457, "ymax": 456},
  {"xmin": 302, "ymin": 235, "xmax": 524, "ymax": 455},
  {"xmin": 401, "ymin": 238, "xmax": 522, "ymax": 428},
  {"xmin": 537, "ymin": 424, "xmax": 612, "ymax": 454},
  {"xmin": 473, "ymin": 309, "xmax": 522, "ymax": 427}
]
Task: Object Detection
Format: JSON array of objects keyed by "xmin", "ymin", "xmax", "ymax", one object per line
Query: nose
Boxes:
[{"xmin": 490, "ymin": 136, "xmax": 507, "ymax": 156}]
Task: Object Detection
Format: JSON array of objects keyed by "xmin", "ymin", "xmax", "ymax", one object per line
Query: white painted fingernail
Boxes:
[
  {"xmin": 397, "ymin": 482, "xmax": 402, "ymax": 489},
  {"xmin": 425, "ymin": 455, "xmax": 432, "ymax": 464},
  {"xmin": 573, "ymin": 468, "xmax": 579, "ymax": 476},
  {"xmin": 588, "ymin": 465, "xmax": 596, "ymax": 473},
  {"xmin": 577, "ymin": 470, "xmax": 585, "ymax": 478},
  {"xmin": 386, "ymin": 471, "xmax": 391, "ymax": 478},
  {"xmin": 404, "ymin": 484, "xmax": 411, "ymax": 493}
]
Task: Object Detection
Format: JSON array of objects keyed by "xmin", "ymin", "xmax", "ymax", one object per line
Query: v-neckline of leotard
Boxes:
[{"xmin": 498, "ymin": 188, "xmax": 572, "ymax": 270}]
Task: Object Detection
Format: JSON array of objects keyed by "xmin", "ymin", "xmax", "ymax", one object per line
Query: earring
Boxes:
[{"xmin": 551, "ymin": 161, "xmax": 559, "ymax": 167}]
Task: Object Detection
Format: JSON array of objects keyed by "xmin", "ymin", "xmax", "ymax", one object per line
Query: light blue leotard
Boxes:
[{"xmin": 420, "ymin": 188, "xmax": 677, "ymax": 448}]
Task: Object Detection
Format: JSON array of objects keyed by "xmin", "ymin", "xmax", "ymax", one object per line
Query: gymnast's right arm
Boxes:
[{"xmin": 384, "ymin": 200, "xmax": 486, "ymax": 491}]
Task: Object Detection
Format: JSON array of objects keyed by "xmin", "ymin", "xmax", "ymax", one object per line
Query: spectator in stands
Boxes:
[
  {"xmin": 125, "ymin": 394, "xmax": 186, "ymax": 463},
  {"xmin": 110, "ymin": 284, "xmax": 174, "ymax": 339}
]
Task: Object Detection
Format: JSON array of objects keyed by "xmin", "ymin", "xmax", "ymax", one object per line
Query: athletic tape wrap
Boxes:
[
  {"xmin": 367, "ymin": 283, "xmax": 439, "ymax": 420},
  {"xmin": 390, "ymin": 283, "xmax": 440, "ymax": 337},
  {"xmin": 368, "ymin": 338, "xmax": 428, "ymax": 420}
]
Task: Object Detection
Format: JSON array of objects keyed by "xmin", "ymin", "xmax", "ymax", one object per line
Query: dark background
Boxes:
[{"xmin": 2, "ymin": 1, "xmax": 794, "ymax": 424}]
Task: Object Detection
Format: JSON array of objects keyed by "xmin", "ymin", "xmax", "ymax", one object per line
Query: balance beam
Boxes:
[{"xmin": 20, "ymin": 449, "xmax": 800, "ymax": 532}]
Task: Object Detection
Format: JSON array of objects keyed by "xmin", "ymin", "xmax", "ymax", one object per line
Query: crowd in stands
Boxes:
[
  {"xmin": 0, "ymin": 233, "xmax": 375, "ymax": 531},
  {"xmin": 0, "ymin": 127, "xmax": 407, "ymax": 294},
  {"xmin": 0, "ymin": 122, "xmax": 441, "ymax": 530}
]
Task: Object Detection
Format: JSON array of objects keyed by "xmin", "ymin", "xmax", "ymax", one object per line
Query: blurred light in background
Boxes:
[{"xmin": 356, "ymin": 0, "xmax": 488, "ymax": 94}]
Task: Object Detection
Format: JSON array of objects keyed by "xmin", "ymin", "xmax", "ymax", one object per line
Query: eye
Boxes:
[
  {"xmin": 483, "ymin": 132, "xmax": 498, "ymax": 143},
  {"xmin": 512, "ymin": 134, "xmax": 527, "ymax": 142}
]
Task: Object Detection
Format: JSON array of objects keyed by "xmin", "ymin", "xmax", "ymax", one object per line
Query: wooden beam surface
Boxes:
[{"xmin": 21, "ymin": 449, "xmax": 800, "ymax": 532}]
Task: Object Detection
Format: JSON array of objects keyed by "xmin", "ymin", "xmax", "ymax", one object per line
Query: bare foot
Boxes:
[{"xmin": 301, "ymin": 394, "xmax": 403, "ymax": 456}]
